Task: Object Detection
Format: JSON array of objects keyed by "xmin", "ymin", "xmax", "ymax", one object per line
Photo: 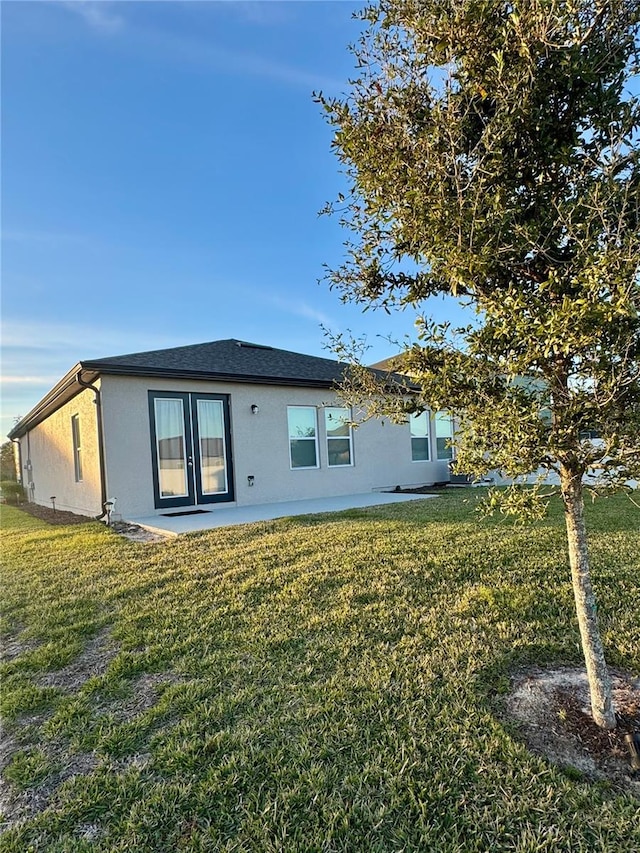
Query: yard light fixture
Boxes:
[
  {"xmin": 50, "ymin": 496, "xmax": 56, "ymax": 513},
  {"xmin": 625, "ymin": 732, "xmax": 640, "ymax": 772}
]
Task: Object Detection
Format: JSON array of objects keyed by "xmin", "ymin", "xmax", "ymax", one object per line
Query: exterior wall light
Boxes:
[
  {"xmin": 247, "ymin": 475, "xmax": 255, "ymax": 487},
  {"xmin": 251, "ymin": 404, "xmax": 259, "ymax": 414}
]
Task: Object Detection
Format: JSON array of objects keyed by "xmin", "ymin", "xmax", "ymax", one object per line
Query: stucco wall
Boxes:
[
  {"xmin": 100, "ymin": 375, "xmax": 451, "ymax": 519},
  {"xmin": 19, "ymin": 385, "xmax": 102, "ymax": 516}
]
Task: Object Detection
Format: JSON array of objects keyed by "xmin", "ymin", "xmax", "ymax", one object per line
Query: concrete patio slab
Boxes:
[{"xmin": 128, "ymin": 491, "xmax": 436, "ymax": 536}]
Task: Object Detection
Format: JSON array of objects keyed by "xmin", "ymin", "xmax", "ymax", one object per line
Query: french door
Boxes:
[{"xmin": 148, "ymin": 392, "xmax": 234, "ymax": 509}]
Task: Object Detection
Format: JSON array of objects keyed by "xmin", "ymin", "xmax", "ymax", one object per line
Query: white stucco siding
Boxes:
[
  {"xmin": 20, "ymin": 385, "xmax": 102, "ymax": 516},
  {"xmin": 100, "ymin": 375, "xmax": 448, "ymax": 519}
]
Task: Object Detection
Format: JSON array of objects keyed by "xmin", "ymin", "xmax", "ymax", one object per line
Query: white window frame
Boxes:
[
  {"xmin": 410, "ymin": 411, "xmax": 430, "ymax": 462},
  {"xmin": 287, "ymin": 406, "xmax": 319, "ymax": 470},
  {"xmin": 435, "ymin": 411, "xmax": 455, "ymax": 461},
  {"xmin": 71, "ymin": 413, "xmax": 83, "ymax": 482},
  {"xmin": 325, "ymin": 407, "xmax": 354, "ymax": 468}
]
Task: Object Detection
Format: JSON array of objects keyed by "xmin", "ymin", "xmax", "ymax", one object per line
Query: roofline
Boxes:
[
  {"xmin": 8, "ymin": 364, "xmax": 100, "ymax": 440},
  {"xmin": 8, "ymin": 359, "xmax": 413, "ymax": 440},
  {"xmin": 79, "ymin": 361, "xmax": 345, "ymax": 388},
  {"xmin": 7, "ymin": 362, "xmax": 343, "ymax": 440}
]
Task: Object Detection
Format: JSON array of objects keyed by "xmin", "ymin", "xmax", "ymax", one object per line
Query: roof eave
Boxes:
[
  {"xmin": 7, "ymin": 360, "xmax": 414, "ymax": 441},
  {"xmin": 6, "ymin": 364, "xmax": 343, "ymax": 440},
  {"xmin": 81, "ymin": 362, "xmax": 344, "ymax": 388},
  {"xmin": 8, "ymin": 364, "xmax": 99, "ymax": 440}
]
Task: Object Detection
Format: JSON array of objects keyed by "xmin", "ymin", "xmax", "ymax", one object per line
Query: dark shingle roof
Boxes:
[
  {"xmin": 81, "ymin": 339, "xmax": 351, "ymax": 387},
  {"xmin": 8, "ymin": 339, "xmax": 412, "ymax": 440}
]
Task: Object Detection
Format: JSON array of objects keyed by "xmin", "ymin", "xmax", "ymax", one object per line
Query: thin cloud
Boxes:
[
  {"xmin": 0, "ymin": 320, "xmax": 195, "ymax": 369},
  {"xmin": 288, "ymin": 301, "xmax": 335, "ymax": 327},
  {"xmin": 260, "ymin": 293, "xmax": 335, "ymax": 327},
  {"xmin": 60, "ymin": 1, "xmax": 124, "ymax": 34},
  {"xmin": 185, "ymin": 0, "xmax": 297, "ymax": 27},
  {"xmin": 135, "ymin": 26, "xmax": 346, "ymax": 93},
  {"xmin": 0, "ymin": 376, "xmax": 60, "ymax": 385},
  {"xmin": 0, "ymin": 319, "xmax": 195, "ymax": 433},
  {"xmin": 212, "ymin": 1, "xmax": 296, "ymax": 28},
  {"xmin": 56, "ymin": 2, "xmax": 345, "ymax": 92}
]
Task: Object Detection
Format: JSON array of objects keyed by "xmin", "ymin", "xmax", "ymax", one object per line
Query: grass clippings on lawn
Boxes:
[{"xmin": 1, "ymin": 490, "xmax": 639, "ymax": 852}]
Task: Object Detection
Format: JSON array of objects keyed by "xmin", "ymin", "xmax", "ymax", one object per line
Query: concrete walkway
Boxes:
[{"xmin": 129, "ymin": 491, "xmax": 436, "ymax": 536}]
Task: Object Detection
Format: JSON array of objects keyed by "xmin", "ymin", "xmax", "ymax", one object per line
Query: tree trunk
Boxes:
[{"xmin": 560, "ymin": 464, "xmax": 617, "ymax": 730}]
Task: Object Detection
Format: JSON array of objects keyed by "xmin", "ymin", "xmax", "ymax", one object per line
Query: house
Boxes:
[{"xmin": 8, "ymin": 339, "xmax": 454, "ymax": 520}]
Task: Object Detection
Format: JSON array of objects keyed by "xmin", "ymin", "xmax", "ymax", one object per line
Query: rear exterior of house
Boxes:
[{"xmin": 10, "ymin": 340, "xmax": 454, "ymax": 520}]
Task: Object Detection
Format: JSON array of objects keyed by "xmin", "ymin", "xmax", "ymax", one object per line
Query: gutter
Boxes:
[
  {"xmin": 79, "ymin": 363, "xmax": 347, "ymax": 387},
  {"xmin": 8, "ymin": 363, "xmax": 86, "ymax": 440},
  {"xmin": 75, "ymin": 371, "xmax": 109, "ymax": 519}
]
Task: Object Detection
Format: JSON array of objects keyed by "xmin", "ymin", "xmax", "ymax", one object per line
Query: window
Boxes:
[
  {"xmin": 435, "ymin": 411, "xmax": 454, "ymax": 461},
  {"xmin": 71, "ymin": 414, "xmax": 83, "ymax": 481},
  {"xmin": 288, "ymin": 406, "xmax": 319, "ymax": 469},
  {"xmin": 325, "ymin": 407, "xmax": 353, "ymax": 467},
  {"xmin": 579, "ymin": 428, "xmax": 601, "ymax": 441},
  {"xmin": 410, "ymin": 411, "xmax": 430, "ymax": 461}
]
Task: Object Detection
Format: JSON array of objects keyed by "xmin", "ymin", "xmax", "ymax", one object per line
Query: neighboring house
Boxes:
[{"xmin": 8, "ymin": 339, "xmax": 454, "ymax": 520}]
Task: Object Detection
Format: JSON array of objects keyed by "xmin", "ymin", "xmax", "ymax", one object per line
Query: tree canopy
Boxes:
[
  {"xmin": 319, "ymin": 0, "xmax": 640, "ymax": 729},
  {"xmin": 1, "ymin": 441, "xmax": 18, "ymax": 482}
]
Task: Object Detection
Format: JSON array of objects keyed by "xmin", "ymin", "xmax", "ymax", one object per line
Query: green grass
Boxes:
[{"xmin": 1, "ymin": 491, "xmax": 639, "ymax": 852}]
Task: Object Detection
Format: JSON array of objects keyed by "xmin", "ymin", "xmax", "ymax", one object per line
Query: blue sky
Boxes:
[{"xmin": 1, "ymin": 0, "xmax": 464, "ymax": 439}]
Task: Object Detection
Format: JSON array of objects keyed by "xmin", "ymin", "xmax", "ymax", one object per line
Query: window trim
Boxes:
[
  {"xmin": 325, "ymin": 406, "xmax": 354, "ymax": 468},
  {"xmin": 71, "ymin": 413, "xmax": 83, "ymax": 482},
  {"xmin": 287, "ymin": 406, "xmax": 319, "ymax": 470},
  {"xmin": 435, "ymin": 411, "xmax": 455, "ymax": 461},
  {"xmin": 410, "ymin": 411, "xmax": 431, "ymax": 462}
]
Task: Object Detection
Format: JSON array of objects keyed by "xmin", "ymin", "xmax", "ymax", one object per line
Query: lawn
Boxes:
[{"xmin": 1, "ymin": 490, "xmax": 639, "ymax": 852}]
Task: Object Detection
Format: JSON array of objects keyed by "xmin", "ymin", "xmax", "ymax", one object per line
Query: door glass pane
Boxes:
[
  {"xmin": 197, "ymin": 399, "xmax": 228, "ymax": 494},
  {"xmin": 155, "ymin": 398, "xmax": 188, "ymax": 497}
]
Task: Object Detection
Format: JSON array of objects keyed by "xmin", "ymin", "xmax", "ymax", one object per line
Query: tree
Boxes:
[
  {"xmin": 0, "ymin": 441, "xmax": 18, "ymax": 482},
  {"xmin": 318, "ymin": 0, "xmax": 640, "ymax": 729}
]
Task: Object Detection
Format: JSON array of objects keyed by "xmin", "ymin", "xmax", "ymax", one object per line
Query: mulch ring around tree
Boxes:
[{"xmin": 506, "ymin": 666, "xmax": 640, "ymax": 795}]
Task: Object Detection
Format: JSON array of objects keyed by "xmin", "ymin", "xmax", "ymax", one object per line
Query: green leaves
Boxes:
[
  {"xmin": 479, "ymin": 484, "xmax": 553, "ymax": 522},
  {"xmin": 320, "ymin": 0, "xmax": 640, "ymax": 493},
  {"xmin": 321, "ymin": 2, "xmax": 639, "ymax": 733}
]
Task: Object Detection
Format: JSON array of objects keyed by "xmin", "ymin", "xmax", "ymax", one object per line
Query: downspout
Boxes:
[
  {"xmin": 76, "ymin": 371, "xmax": 109, "ymax": 519},
  {"xmin": 23, "ymin": 432, "xmax": 34, "ymax": 502}
]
